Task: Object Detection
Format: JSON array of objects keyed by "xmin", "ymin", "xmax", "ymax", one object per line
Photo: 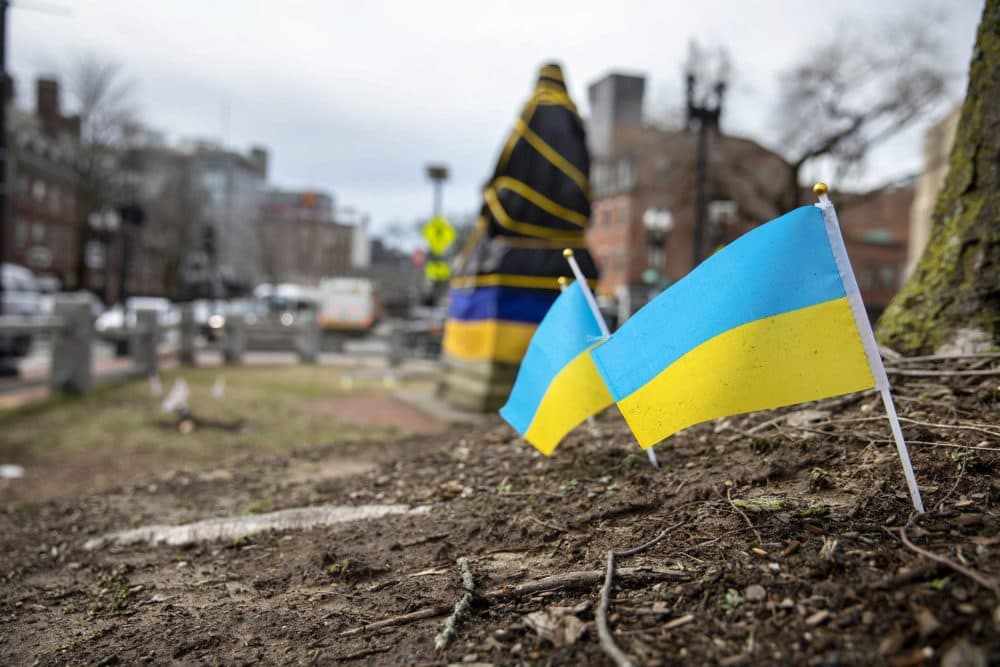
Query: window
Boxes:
[
  {"xmin": 862, "ymin": 264, "xmax": 877, "ymax": 291},
  {"xmin": 32, "ymin": 222, "xmax": 46, "ymax": 243},
  {"xmin": 880, "ymin": 264, "xmax": 897, "ymax": 290},
  {"xmin": 14, "ymin": 220, "xmax": 27, "ymax": 249},
  {"xmin": 616, "ymin": 158, "xmax": 634, "ymax": 190},
  {"xmin": 32, "ymin": 180, "xmax": 46, "ymax": 203},
  {"xmin": 654, "ymin": 155, "xmax": 670, "ymax": 178},
  {"xmin": 617, "ymin": 199, "xmax": 630, "ymax": 228}
]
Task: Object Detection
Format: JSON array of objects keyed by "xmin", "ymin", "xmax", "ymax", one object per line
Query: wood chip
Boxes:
[
  {"xmin": 663, "ymin": 613, "xmax": 695, "ymax": 630},
  {"xmin": 805, "ymin": 610, "xmax": 830, "ymax": 626},
  {"xmin": 781, "ymin": 540, "xmax": 801, "ymax": 557}
]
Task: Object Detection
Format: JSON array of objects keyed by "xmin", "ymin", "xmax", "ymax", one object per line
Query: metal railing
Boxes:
[{"xmin": 0, "ymin": 295, "xmax": 324, "ymax": 397}]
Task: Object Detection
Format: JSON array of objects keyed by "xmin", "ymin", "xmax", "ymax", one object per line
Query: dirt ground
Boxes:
[{"xmin": 1, "ymin": 354, "xmax": 999, "ymax": 666}]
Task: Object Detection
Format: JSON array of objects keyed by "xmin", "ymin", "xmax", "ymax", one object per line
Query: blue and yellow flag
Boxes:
[
  {"xmin": 590, "ymin": 205, "xmax": 877, "ymax": 448},
  {"xmin": 499, "ymin": 281, "xmax": 612, "ymax": 455}
]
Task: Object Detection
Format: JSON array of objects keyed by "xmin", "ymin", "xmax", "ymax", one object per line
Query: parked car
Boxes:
[
  {"xmin": 0, "ymin": 263, "xmax": 41, "ymax": 358},
  {"xmin": 38, "ymin": 291, "xmax": 106, "ymax": 321},
  {"xmin": 94, "ymin": 297, "xmax": 181, "ymax": 341}
]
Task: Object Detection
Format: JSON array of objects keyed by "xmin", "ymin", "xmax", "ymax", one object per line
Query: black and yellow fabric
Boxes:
[{"xmin": 442, "ymin": 63, "xmax": 600, "ymax": 412}]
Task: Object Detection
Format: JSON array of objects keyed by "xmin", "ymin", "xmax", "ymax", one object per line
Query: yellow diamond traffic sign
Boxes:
[
  {"xmin": 422, "ymin": 215, "xmax": 456, "ymax": 255},
  {"xmin": 424, "ymin": 260, "xmax": 451, "ymax": 282}
]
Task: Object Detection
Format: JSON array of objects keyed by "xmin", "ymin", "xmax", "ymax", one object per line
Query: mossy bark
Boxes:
[{"xmin": 876, "ymin": 0, "xmax": 1000, "ymax": 354}]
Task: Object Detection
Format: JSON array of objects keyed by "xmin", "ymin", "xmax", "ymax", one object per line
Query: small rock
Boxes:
[
  {"xmin": 779, "ymin": 598, "xmax": 795, "ymax": 609},
  {"xmin": 745, "ymin": 584, "xmax": 766, "ymax": 602},
  {"xmin": 461, "ymin": 654, "xmax": 479, "ymax": 663},
  {"xmin": 805, "ymin": 610, "xmax": 830, "ymax": 626},
  {"xmin": 941, "ymin": 640, "xmax": 987, "ymax": 667},
  {"xmin": 915, "ymin": 608, "xmax": 941, "ymax": 637}
]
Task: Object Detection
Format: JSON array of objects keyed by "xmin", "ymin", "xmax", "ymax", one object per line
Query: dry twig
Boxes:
[
  {"xmin": 886, "ymin": 514, "xmax": 1000, "ymax": 598},
  {"xmin": 434, "ymin": 556, "xmax": 475, "ymax": 650},
  {"xmin": 337, "ymin": 566, "xmax": 689, "ymax": 637},
  {"xmin": 885, "ymin": 367, "xmax": 1000, "ymax": 377},
  {"xmin": 596, "ymin": 522, "xmax": 685, "ymax": 667}
]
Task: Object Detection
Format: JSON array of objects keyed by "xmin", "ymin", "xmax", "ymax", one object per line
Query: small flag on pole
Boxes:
[
  {"xmin": 589, "ymin": 187, "xmax": 923, "ymax": 511},
  {"xmin": 499, "ymin": 279, "xmax": 613, "ymax": 455}
]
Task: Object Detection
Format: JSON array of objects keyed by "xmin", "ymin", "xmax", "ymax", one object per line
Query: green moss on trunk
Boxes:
[{"xmin": 877, "ymin": 0, "xmax": 1000, "ymax": 354}]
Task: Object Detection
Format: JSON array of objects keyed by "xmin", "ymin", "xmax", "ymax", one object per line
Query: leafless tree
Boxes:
[
  {"xmin": 146, "ymin": 160, "xmax": 209, "ymax": 300},
  {"xmin": 774, "ymin": 13, "xmax": 950, "ymax": 208},
  {"xmin": 65, "ymin": 55, "xmax": 138, "ymax": 289}
]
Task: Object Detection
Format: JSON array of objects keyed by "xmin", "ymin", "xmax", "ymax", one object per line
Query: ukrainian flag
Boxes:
[
  {"xmin": 590, "ymin": 205, "xmax": 877, "ymax": 448},
  {"xmin": 499, "ymin": 280, "xmax": 612, "ymax": 455}
]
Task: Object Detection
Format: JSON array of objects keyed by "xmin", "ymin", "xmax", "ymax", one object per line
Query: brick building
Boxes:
[
  {"xmin": 256, "ymin": 188, "xmax": 356, "ymax": 285},
  {"xmin": 837, "ymin": 183, "xmax": 915, "ymax": 320},
  {"xmin": 584, "ymin": 71, "xmax": 913, "ymax": 323},
  {"xmin": 586, "ymin": 123, "xmax": 792, "ymax": 304},
  {"xmin": 4, "ymin": 78, "xmax": 81, "ymax": 289}
]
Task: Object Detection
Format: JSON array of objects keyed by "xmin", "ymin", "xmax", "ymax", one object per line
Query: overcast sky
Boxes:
[{"xmin": 11, "ymin": 0, "xmax": 985, "ymax": 240}]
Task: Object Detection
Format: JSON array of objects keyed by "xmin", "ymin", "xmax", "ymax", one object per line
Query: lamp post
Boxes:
[
  {"xmin": 115, "ymin": 203, "xmax": 144, "ymax": 355},
  {"xmin": 88, "ymin": 208, "xmax": 120, "ymax": 304},
  {"xmin": 425, "ymin": 164, "xmax": 448, "ymax": 217},
  {"xmin": 642, "ymin": 207, "xmax": 674, "ymax": 288},
  {"xmin": 423, "ymin": 164, "xmax": 449, "ymax": 304},
  {"xmin": 685, "ymin": 68, "xmax": 726, "ymax": 268}
]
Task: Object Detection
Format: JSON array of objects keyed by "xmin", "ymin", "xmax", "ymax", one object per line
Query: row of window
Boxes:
[
  {"xmin": 860, "ymin": 263, "xmax": 899, "ymax": 292},
  {"xmin": 593, "ymin": 199, "xmax": 632, "ymax": 229},
  {"xmin": 15, "ymin": 175, "xmax": 76, "ymax": 216},
  {"xmin": 13, "ymin": 219, "xmax": 75, "ymax": 257}
]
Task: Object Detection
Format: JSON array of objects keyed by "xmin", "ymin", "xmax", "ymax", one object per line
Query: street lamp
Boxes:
[
  {"xmin": 642, "ymin": 207, "xmax": 674, "ymax": 285},
  {"xmin": 115, "ymin": 203, "xmax": 144, "ymax": 355},
  {"xmin": 425, "ymin": 164, "xmax": 449, "ymax": 217},
  {"xmin": 88, "ymin": 208, "xmax": 120, "ymax": 302},
  {"xmin": 685, "ymin": 61, "xmax": 727, "ymax": 268}
]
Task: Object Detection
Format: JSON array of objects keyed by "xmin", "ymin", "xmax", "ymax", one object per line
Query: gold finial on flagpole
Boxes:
[
  {"xmin": 562, "ymin": 248, "xmax": 573, "ymax": 258},
  {"xmin": 813, "ymin": 182, "xmax": 829, "ymax": 196}
]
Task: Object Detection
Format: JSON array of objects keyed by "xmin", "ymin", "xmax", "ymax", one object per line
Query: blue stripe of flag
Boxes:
[{"xmin": 591, "ymin": 206, "xmax": 846, "ymax": 401}]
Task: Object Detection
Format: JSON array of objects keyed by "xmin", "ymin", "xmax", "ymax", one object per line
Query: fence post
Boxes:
[
  {"xmin": 296, "ymin": 311, "xmax": 320, "ymax": 363},
  {"xmin": 180, "ymin": 303, "xmax": 197, "ymax": 366},
  {"xmin": 51, "ymin": 293, "xmax": 93, "ymax": 394},
  {"xmin": 224, "ymin": 315, "xmax": 246, "ymax": 364},
  {"xmin": 133, "ymin": 309, "xmax": 159, "ymax": 377},
  {"xmin": 388, "ymin": 325, "xmax": 406, "ymax": 367}
]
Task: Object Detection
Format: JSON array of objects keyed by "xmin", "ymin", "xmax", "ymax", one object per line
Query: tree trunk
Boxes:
[{"xmin": 876, "ymin": 0, "xmax": 1000, "ymax": 354}]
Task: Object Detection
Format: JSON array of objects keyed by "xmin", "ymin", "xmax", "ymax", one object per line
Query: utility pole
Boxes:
[
  {"xmin": 685, "ymin": 69, "xmax": 726, "ymax": 268},
  {"xmin": 0, "ymin": 0, "xmax": 8, "ymax": 317}
]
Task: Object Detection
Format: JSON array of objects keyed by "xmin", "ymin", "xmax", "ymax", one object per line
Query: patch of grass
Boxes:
[
  {"xmin": 925, "ymin": 576, "xmax": 950, "ymax": 591},
  {"xmin": 722, "ymin": 592, "xmax": 744, "ymax": 614},
  {"xmin": 326, "ymin": 558, "xmax": 351, "ymax": 577},
  {"xmin": 0, "ymin": 365, "xmax": 431, "ymax": 490},
  {"xmin": 245, "ymin": 500, "xmax": 269, "ymax": 515},
  {"xmin": 558, "ymin": 479, "xmax": 580, "ymax": 494},
  {"xmin": 732, "ymin": 495, "xmax": 784, "ymax": 512}
]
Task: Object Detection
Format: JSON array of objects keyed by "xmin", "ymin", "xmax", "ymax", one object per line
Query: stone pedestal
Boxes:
[{"xmin": 51, "ymin": 294, "xmax": 93, "ymax": 394}]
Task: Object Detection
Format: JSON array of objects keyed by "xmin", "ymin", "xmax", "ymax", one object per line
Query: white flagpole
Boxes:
[
  {"xmin": 813, "ymin": 183, "xmax": 924, "ymax": 513},
  {"xmin": 563, "ymin": 249, "xmax": 660, "ymax": 470}
]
